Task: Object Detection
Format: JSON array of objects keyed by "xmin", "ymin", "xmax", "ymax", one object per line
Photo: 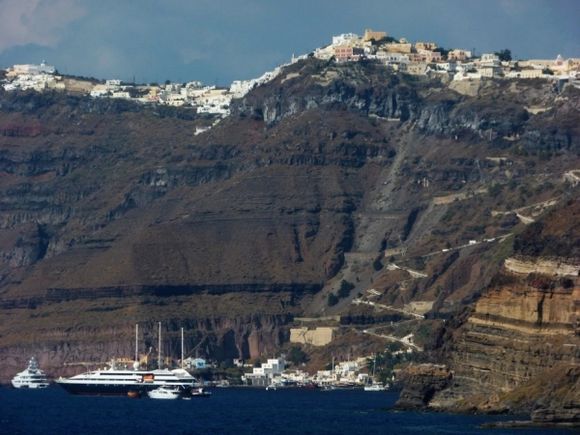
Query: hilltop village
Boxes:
[{"xmin": 2, "ymin": 29, "xmax": 579, "ymax": 119}]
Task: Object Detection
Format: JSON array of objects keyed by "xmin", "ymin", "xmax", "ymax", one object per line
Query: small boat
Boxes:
[
  {"xmin": 127, "ymin": 390, "xmax": 141, "ymax": 398},
  {"xmin": 191, "ymin": 387, "xmax": 211, "ymax": 397},
  {"xmin": 321, "ymin": 385, "xmax": 336, "ymax": 391},
  {"xmin": 364, "ymin": 354, "xmax": 388, "ymax": 391},
  {"xmin": 11, "ymin": 357, "xmax": 50, "ymax": 389},
  {"xmin": 364, "ymin": 382, "xmax": 388, "ymax": 392},
  {"xmin": 147, "ymin": 386, "xmax": 181, "ymax": 399}
]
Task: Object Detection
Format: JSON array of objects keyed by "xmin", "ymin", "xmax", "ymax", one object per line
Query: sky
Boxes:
[{"xmin": 0, "ymin": 0, "xmax": 579, "ymax": 85}]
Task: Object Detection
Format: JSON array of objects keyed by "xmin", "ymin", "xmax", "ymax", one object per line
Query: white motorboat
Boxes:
[
  {"xmin": 147, "ymin": 386, "xmax": 181, "ymax": 400},
  {"xmin": 191, "ymin": 387, "xmax": 212, "ymax": 397},
  {"xmin": 364, "ymin": 382, "xmax": 388, "ymax": 392},
  {"xmin": 11, "ymin": 357, "xmax": 50, "ymax": 389}
]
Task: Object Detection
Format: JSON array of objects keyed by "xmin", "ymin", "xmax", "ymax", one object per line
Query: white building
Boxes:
[
  {"xmin": 2, "ymin": 73, "xmax": 61, "ymax": 92},
  {"xmin": 314, "ymin": 358, "xmax": 369, "ymax": 386},
  {"xmin": 184, "ymin": 357, "xmax": 207, "ymax": 369},
  {"xmin": 90, "ymin": 84, "xmax": 109, "ymax": 97},
  {"xmin": 111, "ymin": 91, "xmax": 131, "ymax": 99},
  {"xmin": 332, "ymin": 33, "xmax": 359, "ymax": 46},
  {"xmin": 453, "ymin": 70, "xmax": 482, "ymax": 81},
  {"xmin": 479, "ymin": 53, "xmax": 501, "ymax": 67},
  {"xmin": 185, "ymin": 80, "xmax": 203, "ymax": 89},
  {"xmin": 229, "ymin": 80, "xmax": 256, "ymax": 98},
  {"xmin": 243, "ymin": 357, "xmax": 286, "ymax": 386},
  {"xmin": 505, "ymin": 69, "xmax": 545, "ymax": 79},
  {"xmin": 7, "ymin": 61, "xmax": 55, "ymax": 77},
  {"xmin": 376, "ymin": 51, "xmax": 409, "ymax": 65}
]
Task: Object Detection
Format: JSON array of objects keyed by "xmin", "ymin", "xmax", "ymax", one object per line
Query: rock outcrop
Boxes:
[{"xmin": 395, "ymin": 364, "xmax": 453, "ymax": 409}]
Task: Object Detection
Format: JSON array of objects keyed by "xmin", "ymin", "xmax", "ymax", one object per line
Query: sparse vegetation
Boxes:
[
  {"xmin": 337, "ymin": 280, "xmax": 355, "ymax": 298},
  {"xmin": 287, "ymin": 346, "xmax": 308, "ymax": 365},
  {"xmin": 494, "ymin": 49, "xmax": 512, "ymax": 62},
  {"xmin": 327, "ymin": 293, "xmax": 339, "ymax": 307},
  {"xmin": 488, "ymin": 183, "xmax": 504, "ymax": 198}
]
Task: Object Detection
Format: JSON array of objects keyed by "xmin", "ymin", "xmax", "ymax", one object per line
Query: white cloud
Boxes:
[{"xmin": 0, "ymin": 0, "xmax": 86, "ymax": 52}]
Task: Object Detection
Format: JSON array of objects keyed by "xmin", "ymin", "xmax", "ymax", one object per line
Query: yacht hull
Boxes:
[{"xmin": 57, "ymin": 382, "xmax": 193, "ymax": 396}]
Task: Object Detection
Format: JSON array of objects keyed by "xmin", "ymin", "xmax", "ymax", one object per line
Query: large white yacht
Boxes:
[
  {"xmin": 11, "ymin": 357, "xmax": 50, "ymax": 389},
  {"xmin": 56, "ymin": 361, "xmax": 196, "ymax": 396},
  {"xmin": 56, "ymin": 323, "xmax": 196, "ymax": 397}
]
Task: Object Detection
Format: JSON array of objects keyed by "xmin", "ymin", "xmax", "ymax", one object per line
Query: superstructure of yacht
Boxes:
[
  {"xmin": 56, "ymin": 323, "xmax": 196, "ymax": 397},
  {"xmin": 11, "ymin": 357, "xmax": 50, "ymax": 389}
]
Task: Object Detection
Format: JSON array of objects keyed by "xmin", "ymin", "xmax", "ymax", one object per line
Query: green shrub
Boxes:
[
  {"xmin": 337, "ymin": 280, "xmax": 355, "ymax": 298},
  {"xmin": 327, "ymin": 293, "xmax": 339, "ymax": 306}
]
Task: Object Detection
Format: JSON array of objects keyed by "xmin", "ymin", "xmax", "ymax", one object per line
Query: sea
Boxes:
[{"xmin": 0, "ymin": 387, "xmax": 575, "ymax": 435}]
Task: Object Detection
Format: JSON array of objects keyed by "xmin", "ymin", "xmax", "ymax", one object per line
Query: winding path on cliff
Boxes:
[
  {"xmin": 361, "ymin": 328, "xmax": 423, "ymax": 351},
  {"xmin": 491, "ymin": 196, "xmax": 560, "ymax": 225}
]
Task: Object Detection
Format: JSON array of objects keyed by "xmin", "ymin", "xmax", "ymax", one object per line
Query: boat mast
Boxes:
[
  {"xmin": 181, "ymin": 327, "xmax": 184, "ymax": 369},
  {"xmin": 135, "ymin": 323, "xmax": 139, "ymax": 368},
  {"xmin": 158, "ymin": 321, "xmax": 162, "ymax": 369}
]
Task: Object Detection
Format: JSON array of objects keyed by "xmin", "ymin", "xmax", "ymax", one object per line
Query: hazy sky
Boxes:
[{"xmin": 0, "ymin": 0, "xmax": 579, "ymax": 85}]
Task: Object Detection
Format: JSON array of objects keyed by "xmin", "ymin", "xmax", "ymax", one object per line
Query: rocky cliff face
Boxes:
[
  {"xmin": 233, "ymin": 60, "xmax": 579, "ymax": 153},
  {"xmin": 405, "ymin": 199, "xmax": 579, "ymax": 421},
  {"xmin": 0, "ymin": 59, "xmax": 579, "ymax": 396}
]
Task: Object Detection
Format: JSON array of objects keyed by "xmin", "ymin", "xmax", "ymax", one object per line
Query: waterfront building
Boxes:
[{"xmin": 243, "ymin": 357, "xmax": 286, "ymax": 386}]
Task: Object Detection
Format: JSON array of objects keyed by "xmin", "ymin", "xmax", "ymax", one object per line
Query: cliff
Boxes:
[
  {"xmin": 397, "ymin": 199, "xmax": 579, "ymax": 423},
  {"xmin": 0, "ymin": 59, "xmax": 579, "ymax": 396}
]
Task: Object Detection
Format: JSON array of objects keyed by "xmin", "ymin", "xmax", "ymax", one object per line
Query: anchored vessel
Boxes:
[
  {"xmin": 363, "ymin": 382, "xmax": 388, "ymax": 392},
  {"xmin": 56, "ymin": 362, "xmax": 196, "ymax": 396},
  {"xmin": 56, "ymin": 323, "xmax": 195, "ymax": 396},
  {"xmin": 11, "ymin": 357, "xmax": 50, "ymax": 389},
  {"xmin": 147, "ymin": 385, "xmax": 182, "ymax": 400}
]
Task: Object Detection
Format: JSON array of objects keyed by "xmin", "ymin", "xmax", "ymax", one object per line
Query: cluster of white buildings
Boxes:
[
  {"xmin": 315, "ymin": 29, "xmax": 580, "ymax": 82},
  {"xmin": 88, "ymin": 79, "xmax": 233, "ymax": 115},
  {"xmin": 2, "ymin": 61, "xmax": 65, "ymax": 92},
  {"xmin": 0, "ymin": 56, "xmax": 307, "ymax": 117},
  {"xmin": 2, "ymin": 33, "xmax": 579, "ymax": 113},
  {"xmin": 241, "ymin": 355, "xmax": 399, "ymax": 388}
]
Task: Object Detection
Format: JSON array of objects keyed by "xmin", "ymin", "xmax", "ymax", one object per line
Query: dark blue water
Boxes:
[{"xmin": 0, "ymin": 387, "xmax": 574, "ymax": 435}]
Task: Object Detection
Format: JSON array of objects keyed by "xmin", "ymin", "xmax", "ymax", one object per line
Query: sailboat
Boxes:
[{"xmin": 364, "ymin": 354, "xmax": 388, "ymax": 392}]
